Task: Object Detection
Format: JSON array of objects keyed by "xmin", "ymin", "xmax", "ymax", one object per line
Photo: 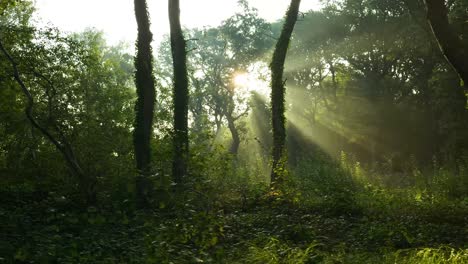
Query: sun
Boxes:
[
  {"xmin": 234, "ymin": 73, "xmax": 250, "ymax": 87},
  {"xmin": 233, "ymin": 70, "xmax": 270, "ymax": 96}
]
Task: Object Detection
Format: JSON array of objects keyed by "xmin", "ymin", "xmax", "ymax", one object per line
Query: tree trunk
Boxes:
[
  {"xmin": 270, "ymin": 0, "xmax": 301, "ymax": 186},
  {"xmin": 169, "ymin": 0, "xmax": 189, "ymax": 184},
  {"xmin": 226, "ymin": 114, "xmax": 240, "ymax": 155},
  {"xmin": 133, "ymin": 0, "xmax": 156, "ymax": 205},
  {"xmin": 424, "ymin": 0, "xmax": 468, "ymax": 88}
]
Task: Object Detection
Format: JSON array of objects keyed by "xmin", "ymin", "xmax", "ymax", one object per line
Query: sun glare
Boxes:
[
  {"xmin": 233, "ymin": 72, "xmax": 270, "ymax": 95},
  {"xmin": 234, "ymin": 73, "xmax": 250, "ymax": 87},
  {"xmin": 233, "ymin": 67, "xmax": 270, "ymax": 96}
]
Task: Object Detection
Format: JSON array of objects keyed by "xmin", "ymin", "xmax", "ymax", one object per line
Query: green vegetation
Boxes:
[
  {"xmin": 0, "ymin": 0, "xmax": 467, "ymax": 263},
  {"xmin": 1, "ymin": 156, "xmax": 467, "ymax": 263}
]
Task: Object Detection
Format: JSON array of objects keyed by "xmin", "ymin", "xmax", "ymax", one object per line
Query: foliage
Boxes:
[
  {"xmin": 1, "ymin": 0, "xmax": 467, "ymax": 263},
  {"xmin": 245, "ymin": 237, "xmax": 322, "ymax": 264},
  {"xmin": 394, "ymin": 247, "xmax": 468, "ymax": 264}
]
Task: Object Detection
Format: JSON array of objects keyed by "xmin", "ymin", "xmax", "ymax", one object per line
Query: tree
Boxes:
[
  {"xmin": 219, "ymin": 2, "xmax": 273, "ymax": 155},
  {"xmin": 186, "ymin": 3, "xmax": 273, "ymax": 156},
  {"xmin": 1, "ymin": 18, "xmax": 139, "ymax": 205},
  {"xmin": 169, "ymin": 0, "xmax": 189, "ymax": 184},
  {"xmin": 424, "ymin": 0, "xmax": 468, "ymax": 88},
  {"xmin": 0, "ymin": 41, "xmax": 95, "ymax": 204},
  {"xmin": 0, "ymin": 2, "xmax": 101, "ymax": 204},
  {"xmin": 270, "ymin": 0, "xmax": 301, "ymax": 185},
  {"xmin": 133, "ymin": 0, "xmax": 156, "ymax": 204},
  {"xmin": 0, "ymin": 0, "xmax": 17, "ymax": 14},
  {"xmin": 281, "ymin": 0, "xmax": 468, "ymax": 164},
  {"xmin": 155, "ymin": 1, "xmax": 272, "ymax": 159}
]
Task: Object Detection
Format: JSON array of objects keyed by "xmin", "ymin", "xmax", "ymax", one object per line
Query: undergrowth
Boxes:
[{"xmin": 1, "ymin": 153, "xmax": 467, "ymax": 263}]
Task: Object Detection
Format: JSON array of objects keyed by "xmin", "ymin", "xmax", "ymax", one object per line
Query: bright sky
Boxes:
[{"xmin": 34, "ymin": 0, "xmax": 322, "ymax": 46}]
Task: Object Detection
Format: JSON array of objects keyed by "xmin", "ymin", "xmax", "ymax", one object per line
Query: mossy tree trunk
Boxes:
[
  {"xmin": 169, "ymin": 0, "xmax": 189, "ymax": 184},
  {"xmin": 133, "ymin": 0, "xmax": 156, "ymax": 205},
  {"xmin": 270, "ymin": 0, "xmax": 301, "ymax": 186}
]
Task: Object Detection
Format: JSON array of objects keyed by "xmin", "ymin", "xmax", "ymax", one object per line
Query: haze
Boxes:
[{"xmin": 35, "ymin": 0, "xmax": 322, "ymax": 45}]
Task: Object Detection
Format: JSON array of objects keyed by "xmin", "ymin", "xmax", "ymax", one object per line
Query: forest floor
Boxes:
[{"xmin": 1, "ymin": 179, "xmax": 467, "ymax": 263}]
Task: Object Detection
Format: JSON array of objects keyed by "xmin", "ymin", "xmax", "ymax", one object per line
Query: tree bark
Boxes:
[
  {"xmin": 270, "ymin": 0, "xmax": 301, "ymax": 186},
  {"xmin": 0, "ymin": 40, "xmax": 96, "ymax": 205},
  {"xmin": 169, "ymin": 0, "xmax": 189, "ymax": 184},
  {"xmin": 133, "ymin": 0, "xmax": 156, "ymax": 205},
  {"xmin": 424, "ymin": 0, "xmax": 468, "ymax": 88}
]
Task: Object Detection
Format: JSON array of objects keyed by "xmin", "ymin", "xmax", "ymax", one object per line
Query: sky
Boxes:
[{"xmin": 34, "ymin": 0, "xmax": 322, "ymax": 46}]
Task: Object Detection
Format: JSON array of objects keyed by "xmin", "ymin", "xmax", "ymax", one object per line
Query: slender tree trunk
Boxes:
[
  {"xmin": 215, "ymin": 117, "xmax": 222, "ymax": 137},
  {"xmin": 424, "ymin": 0, "xmax": 468, "ymax": 88},
  {"xmin": 0, "ymin": 41, "xmax": 96, "ymax": 205},
  {"xmin": 226, "ymin": 114, "xmax": 240, "ymax": 155},
  {"xmin": 169, "ymin": 0, "xmax": 189, "ymax": 184},
  {"xmin": 329, "ymin": 61, "xmax": 338, "ymax": 101},
  {"xmin": 133, "ymin": 0, "xmax": 156, "ymax": 205},
  {"xmin": 270, "ymin": 0, "xmax": 301, "ymax": 186}
]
